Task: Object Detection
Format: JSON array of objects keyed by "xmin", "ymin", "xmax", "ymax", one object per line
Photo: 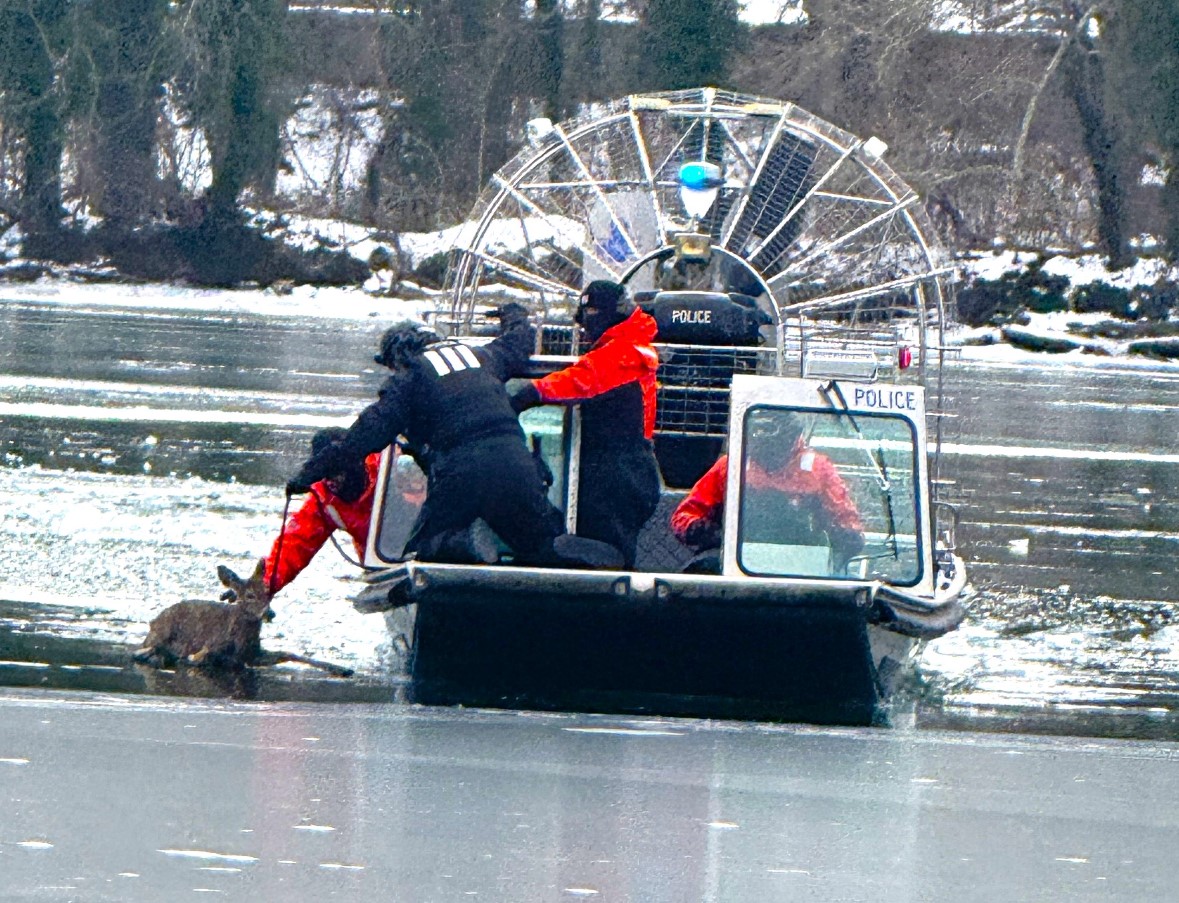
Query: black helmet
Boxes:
[
  {"xmin": 749, "ymin": 410, "xmax": 806, "ymax": 472},
  {"xmin": 579, "ymin": 280, "xmax": 628, "ymax": 315},
  {"xmin": 749, "ymin": 410, "xmax": 804, "ymax": 441},
  {"xmin": 374, "ymin": 319, "xmax": 442, "ymax": 369}
]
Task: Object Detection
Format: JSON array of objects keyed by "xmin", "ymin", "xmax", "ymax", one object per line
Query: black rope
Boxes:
[
  {"xmin": 269, "ymin": 493, "xmax": 292, "ymax": 597},
  {"xmin": 309, "ymin": 486, "xmax": 381, "ymax": 571}
]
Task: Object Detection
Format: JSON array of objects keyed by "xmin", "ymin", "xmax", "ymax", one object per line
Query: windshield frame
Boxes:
[{"xmin": 723, "ymin": 373, "xmax": 934, "ymax": 594}]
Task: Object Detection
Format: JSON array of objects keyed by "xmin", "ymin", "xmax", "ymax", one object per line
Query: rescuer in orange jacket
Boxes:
[
  {"xmin": 218, "ymin": 428, "xmax": 381, "ymax": 604},
  {"xmin": 285, "ymin": 309, "xmax": 622, "ymax": 570},
  {"xmin": 510, "ymin": 280, "xmax": 663, "ymax": 568},
  {"xmin": 264, "ymin": 428, "xmax": 380, "ymax": 595},
  {"xmin": 671, "ymin": 413, "xmax": 864, "ymax": 572}
]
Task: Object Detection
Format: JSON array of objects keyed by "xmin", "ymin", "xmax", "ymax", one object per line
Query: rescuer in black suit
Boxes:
[
  {"xmin": 286, "ymin": 305, "xmax": 620, "ymax": 569},
  {"xmin": 509, "ymin": 281, "xmax": 663, "ymax": 568}
]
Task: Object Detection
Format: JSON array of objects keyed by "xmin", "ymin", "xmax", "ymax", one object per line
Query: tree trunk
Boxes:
[
  {"xmin": 0, "ymin": 0, "xmax": 67, "ymax": 246},
  {"xmin": 1060, "ymin": 32, "xmax": 1132, "ymax": 269},
  {"xmin": 91, "ymin": 0, "xmax": 167, "ymax": 225},
  {"xmin": 203, "ymin": 0, "xmax": 288, "ymax": 224},
  {"xmin": 533, "ymin": 0, "xmax": 564, "ymax": 120},
  {"xmin": 564, "ymin": 0, "xmax": 602, "ymax": 110}
]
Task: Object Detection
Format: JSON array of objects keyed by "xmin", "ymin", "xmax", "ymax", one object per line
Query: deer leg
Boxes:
[
  {"xmin": 261, "ymin": 650, "xmax": 354, "ymax": 678},
  {"xmin": 187, "ymin": 646, "xmax": 211, "ymax": 665},
  {"xmin": 131, "ymin": 645, "xmax": 158, "ymax": 664}
]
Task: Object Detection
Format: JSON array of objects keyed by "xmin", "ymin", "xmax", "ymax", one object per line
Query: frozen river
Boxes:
[
  {"xmin": 1, "ymin": 287, "xmax": 1177, "ymax": 900},
  {"xmin": 1, "ymin": 287, "xmax": 1176, "ymax": 736},
  {"xmin": 4, "ymin": 686, "xmax": 1178, "ymax": 903}
]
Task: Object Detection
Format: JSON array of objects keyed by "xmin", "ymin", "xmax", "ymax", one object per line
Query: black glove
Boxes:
[
  {"xmin": 285, "ymin": 456, "xmax": 322, "ymax": 496},
  {"xmin": 682, "ymin": 518, "xmax": 722, "ymax": 552},
  {"xmin": 829, "ymin": 525, "xmax": 865, "ymax": 571},
  {"xmin": 490, "ymin": 302, "xmax": 530, "ymax": 330},
  {"xmin": 509, "ymin": 381, "xmax": 543, "ymax": 414},
  {"xmin": 286, "ymin": 476, "xmax": 312, "ymax": 496}
]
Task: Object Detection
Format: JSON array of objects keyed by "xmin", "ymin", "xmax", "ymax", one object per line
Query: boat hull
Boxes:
[{"xmin": 364, "ymin": 565, "xmax": 943, "ymax": 725}]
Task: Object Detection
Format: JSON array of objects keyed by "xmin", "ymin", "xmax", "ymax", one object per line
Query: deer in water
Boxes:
[{"xmin": 132, "ymin": 559, "xmax": 353, "ymax": 677}]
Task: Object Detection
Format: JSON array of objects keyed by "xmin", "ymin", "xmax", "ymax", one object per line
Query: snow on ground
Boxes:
[
  {"xmin": 258, "ymin": 208, "xmax": 587, "ymax": 276},
  {"xmin": 0, "ymin": 276, "xmax": 431, "ymax": 323},
  {"xmin": 960, "ymin": 249, "xmax": 1179, "ymax": 289}
]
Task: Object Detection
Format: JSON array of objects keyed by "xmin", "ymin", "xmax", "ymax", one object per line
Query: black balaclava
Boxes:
[
  {"xmin": 328, "ymin": 462, "xmax": 369, "ymax": 503},
  {"xmin": 311, "ymin": 427, "xmax": 348, "ymax": 459},
  {"xmin": 575, "ymin": 280, "xmax": 629, "ymax": 343},
  {"xmin": 311, "ymin": 427, "xmax": 368, "ymax": 502}
]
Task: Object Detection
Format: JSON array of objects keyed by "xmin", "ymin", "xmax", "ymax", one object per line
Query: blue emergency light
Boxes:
[
  {"xmin": 679, "ymin": 162, "xmax": 725, "ymax": 191},
  {"xmin": 678, "ymin": 162, "xmax": 724, "ymax": 223}
]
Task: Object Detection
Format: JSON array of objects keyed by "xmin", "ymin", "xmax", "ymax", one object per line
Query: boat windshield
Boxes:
[
  {"xmin": 371, "ymin": 446, "xmax": 428, "ymax": 563},
  {"xmin": 736, "ymin": 405, "xmax": 922, "ymax": 584}
]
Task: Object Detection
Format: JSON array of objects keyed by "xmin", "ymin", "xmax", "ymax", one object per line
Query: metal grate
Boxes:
[{"xmin": 653, "ymin": 344, "xmax": 776, "ymax": 438}]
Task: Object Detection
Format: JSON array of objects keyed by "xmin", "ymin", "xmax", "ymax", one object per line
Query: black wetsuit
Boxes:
[{"xmin": 523, "ymin": 308, "xmax": 662, "ymax": 568}]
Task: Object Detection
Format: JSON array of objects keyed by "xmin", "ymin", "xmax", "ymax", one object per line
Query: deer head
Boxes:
[{"xmin": 216, "ymin": 559, "xmax": 274, "ymax": 622}]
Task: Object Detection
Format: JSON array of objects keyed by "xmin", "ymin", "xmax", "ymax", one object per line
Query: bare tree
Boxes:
[
  {"xmin": 75, "ymin": 0, "xmax": 170, "ymax": 225},
  {"xmin": 728, "ymin": 0, "xmax": 1150, "ymax": 258},
  {"xmin": 0, "ymin": 0, "xmax": 70, "ymax": 251},
  {"xmin": 1104, "ymin": 0, "xmax": 1179, "ymax": 263},
  {"xmin": 172, "ymin": 0, "xmax": 291, "ymax": 225}
]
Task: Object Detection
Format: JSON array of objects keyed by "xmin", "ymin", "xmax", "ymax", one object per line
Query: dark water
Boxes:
[{"xmin": 1, "ymin": 295, "xmax": 1177, "ymax": 740}]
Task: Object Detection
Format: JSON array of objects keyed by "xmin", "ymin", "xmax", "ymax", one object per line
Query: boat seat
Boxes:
[
  {"xmin": 633, "ymin": 490, "xmax": 695, "ymax": 573},
  {"xmin": 636, "ymin": 290, "xmax": 770, "ymax": 347}
]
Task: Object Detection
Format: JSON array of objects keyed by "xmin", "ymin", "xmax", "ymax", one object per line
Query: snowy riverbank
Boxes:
[
  {"xmin": 3, "ymin": 231, "xmax": 1179, "ymax": 368},
  {"xmin": 3, "ymin": 273, "xmax": 1179, "ymax": 371}
]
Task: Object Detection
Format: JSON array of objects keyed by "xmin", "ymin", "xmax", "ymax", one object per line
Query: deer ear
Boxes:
[
  {"xmin": 251, "ymin": 558, "xmax": 267, "ymax": 582},
  {"xmin": 217, "ymin": 565, "xmax": 242, "ymax": 590}
]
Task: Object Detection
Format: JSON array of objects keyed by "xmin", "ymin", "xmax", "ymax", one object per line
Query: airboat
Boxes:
[{"xmin": 354, "ymin": 88, "xmax": 967, "ymax": 725}]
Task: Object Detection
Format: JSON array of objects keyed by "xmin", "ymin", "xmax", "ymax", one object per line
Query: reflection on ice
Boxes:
[
  {"xmin": 562, "ymin": 726, "xmax": 684, "ymax": 737},
  {"xmin": 157, "ymin": 849, "xmax": 259, "ymax": 863}
]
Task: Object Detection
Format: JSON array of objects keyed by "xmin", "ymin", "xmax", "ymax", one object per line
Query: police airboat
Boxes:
[{"xmin": 353, "ymin": 88, "xmax": 967, "ymax": 725}]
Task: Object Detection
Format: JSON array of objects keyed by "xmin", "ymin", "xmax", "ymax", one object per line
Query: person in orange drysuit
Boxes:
[
  {"xmin": 510, "ymin": 280, "xmax": 662, "ymax": 568},
  {"xmin": 671, "ymin": 413, "xmax": 864, "ymax": 572},
  {"xmin": 261, "ymin": 427, "xmax": 380, "ymax": 596}
]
